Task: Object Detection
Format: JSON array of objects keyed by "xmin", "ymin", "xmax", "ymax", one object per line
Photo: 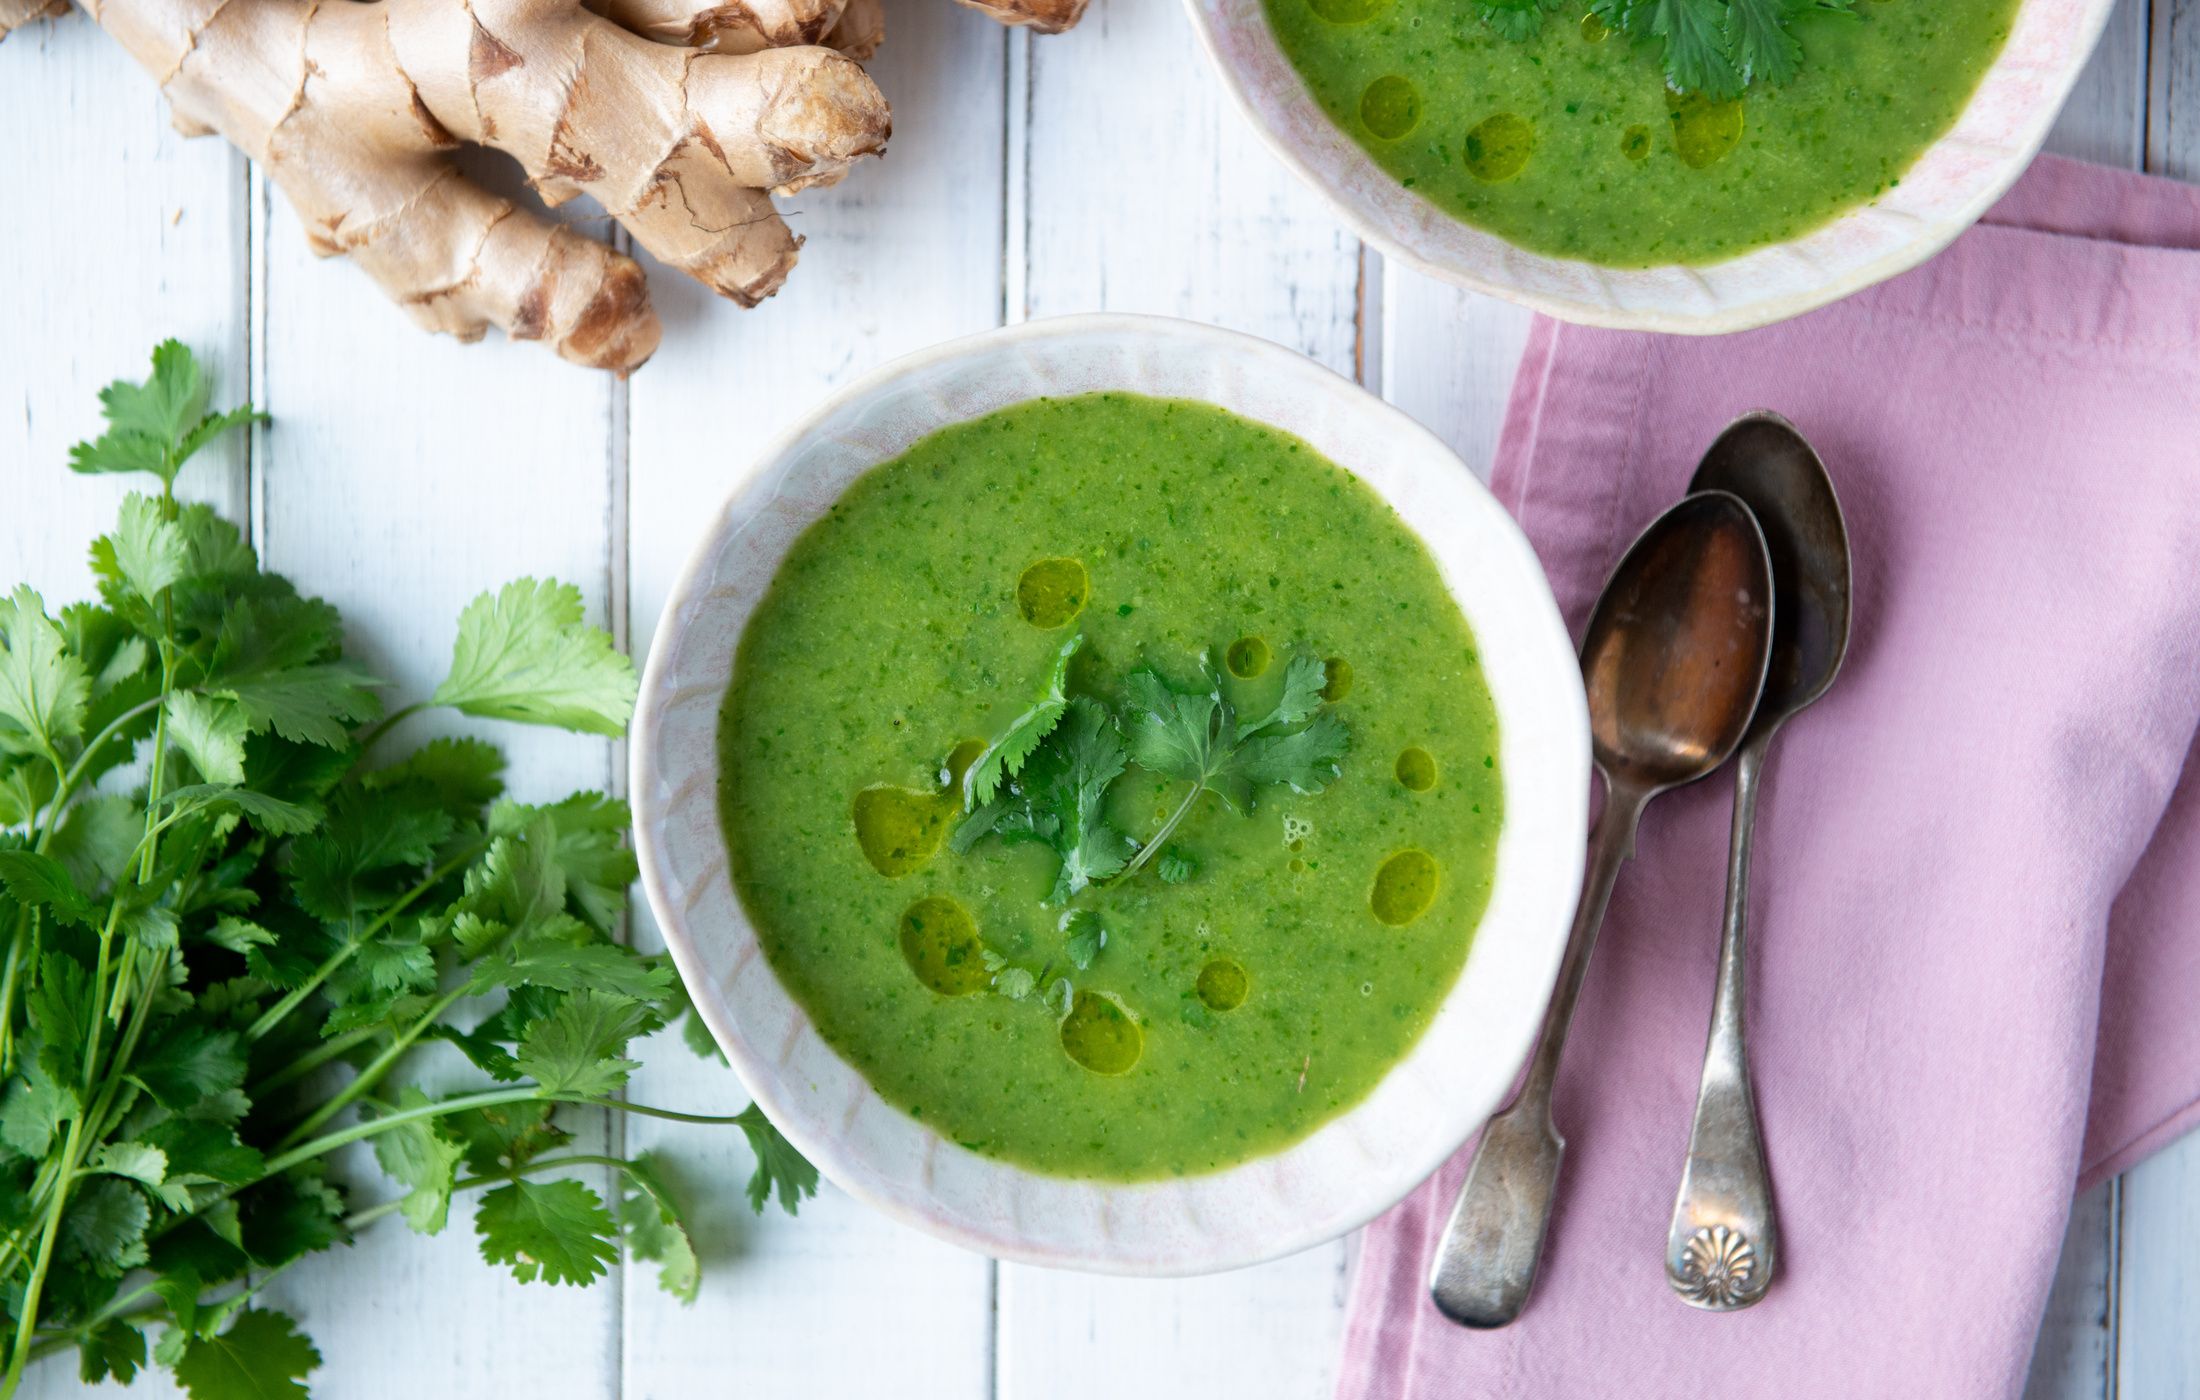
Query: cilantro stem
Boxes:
[
  {"xmin": 554, "ymin": 1097, "xmax": 762, "ymax": 1126},
  {"xmin": 1114, "ymin": 783, "xmax": 1203, "ymax": 882},
  {"xmin": 3, "ymin": 1115, "xmax": 84, "ymax": 1397},
  {"xmin": 37, "ymin": 694, "xmax": 162, "ymax": 841},
  {"xmin": 259, "ymin": 1085, "xmax": 545, "ymax": 1179},
  {"xmin": 349, "ymin": 700, "xmax": 427, "ymax": 761},
  {"xmin": 251, "ymin": 1025, "xmax": 379, "ymax": 1096},
  {"xmin": 276, "ymin": 980, "xmax": 471, "ymax": 1149}
]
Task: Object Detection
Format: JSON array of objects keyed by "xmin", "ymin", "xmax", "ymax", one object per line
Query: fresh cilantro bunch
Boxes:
[
  {"xmin": 0, "ymin": 343, "xmax": 814, "ymax": 1400},
  {"xmin": 952, "ymin": 642, "xmax": 1347, "ymax": 905},
  {"xmin": 1587, "ymin": 0, "xmax": 1856, "ymax": 98}
]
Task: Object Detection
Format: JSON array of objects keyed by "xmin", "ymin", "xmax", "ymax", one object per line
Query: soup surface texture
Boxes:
[
  {"xmin": 1263, "ymin": 0, "xmax": 2020, "ymax": 265},
  {"xmin": 717, "ymin": 393, "xmax": 1503, "ymax": 1180}
]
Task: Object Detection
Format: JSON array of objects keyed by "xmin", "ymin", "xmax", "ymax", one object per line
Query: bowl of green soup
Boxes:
[
  {"xmin": 633, "ymin": 314, "xmax": 1590, "ymax": 1273},
  {"xmin": 1189, "ymin": 0, "xmax": 2114, "ymax": 331}
]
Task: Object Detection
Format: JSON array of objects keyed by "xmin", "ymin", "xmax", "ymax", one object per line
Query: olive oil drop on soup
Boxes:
[{"xmin": 716, "ymin": 393, "xmax": 1505, "ymax": 1181}]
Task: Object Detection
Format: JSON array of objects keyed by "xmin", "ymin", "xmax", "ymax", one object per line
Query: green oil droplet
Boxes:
[
  {"xmin": 1307, "ymin": 0, "xmax": 1382, "ymax": 20},
  {"xmin": 1394, "ymin": 746, "xmax": 1437, "ymax": 791},
  {"xmin": 1621, "ymin": 124, "xmax": 1652, "ymax": 160},
  {"xmin": 1359, "ymin": 76, "xmax": 1422, "ymax": 140},
  {"xmin": 1321, "ymin": 657, "xmax": 1354, "ymax": 701},
  {"xmin": 898, "ymin": 896, "xmax": 989, "ymax": 996},
  {"xmin": 853, "ymin": 784, "xmax": 949, "ymax": 877},
  {"xmin": 1371, "ymin": 849, "xmax": 1440, "ymax": 926},
  {"xmin": 1061, "ymin": 991, "xmax": 1143, "ymax": 1074},
  {"xmin": 1196, "ymin": 959, "xmax": 1249, "ymax": 1012},
  {"xmin": 1226, "ymin": 635, "xmax": 1272, "ymax": 679},
  {"xmin": 1017, "ymin": 557, "xmax": 1088, "ymax": 628},
  {"xmin": 1580, "ymin": 11, "xmax": 1609, "ymax": 40},
  {"xmin": 1668, "ymin": 91, "xmax": 1744, "ymax": 169},
  {"xmin": 1464, "ymin": 113, "xmax": 1534, "ymax": 183},
  {"xmin": 940, "ymin": 738, "xmax": 986, "ymax": 792}
]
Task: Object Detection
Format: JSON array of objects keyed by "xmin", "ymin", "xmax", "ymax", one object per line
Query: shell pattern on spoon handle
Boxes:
[
  {"xmin": 1429, "ymin": 785, "xmax": 1646, "ymax": 1329},
  {"xmin": 1666, "ymin": 736, "xmax": 1778, "ymax": 1309}
]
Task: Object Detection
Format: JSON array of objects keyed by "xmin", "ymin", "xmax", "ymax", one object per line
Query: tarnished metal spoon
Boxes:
[
  {"xmin": 1664, "ymin": 413, "xmax": 1853, "ymax": 1311},
  {"xmin": 1430, "ymin": 491, "xmax": 1775, "ymax": 1329}
]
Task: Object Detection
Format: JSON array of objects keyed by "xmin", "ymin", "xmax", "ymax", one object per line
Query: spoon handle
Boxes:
[
  {"xmin": 1666, "ymin": 739, "xmax": 1777, "ymax": 1310},
  {"xmin": 1429, "ymin": 786, "xmax": 1644, "ymax": 1328}
]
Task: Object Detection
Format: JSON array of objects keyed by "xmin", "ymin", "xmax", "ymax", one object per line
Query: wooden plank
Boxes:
[
  {"xmin": 2119, "ymin": 1139, "xmax": 2200, "ymax": 1399},
  {"xmin": 2024, "ymin": 1183, "xmax": 2119, "ymax": 1400},
  {"xmin": 248, "ymin": 154, "xmax": 626, "ymax": 1398},
  {"xmin": 2150, "ymin": 0, "xmax": 2196, "ymax": 176},
  {"xmin": 616, "ymin": 7, "xmax": 1010, "ymax": 1397},
  {"xmin": 0, "ymin": 12, "xmax": 249, "ymax": 603},
  {"xmin": 2112, "ymin": 12, "xmax": 2200, "ymax": 1381},
  {"xmin": 1017, "ymin": 0, "xmax": 1361, "ymax": 362},
  {"xmin": 2044, "ymin": 0, "xmax": 2150, "ymax": 166},
  {"xmin": 1, "ymin": 15, "xmax": 244, "ymax": 1398},
  {"xmin": 996, "ymin": 5, "xmax": 1364, "ymax": 1394}
]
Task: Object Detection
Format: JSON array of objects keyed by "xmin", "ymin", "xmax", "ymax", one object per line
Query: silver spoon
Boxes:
[
  {"xmin": 1430, "ymin": 491, "xmax": 1775, "ymax": 1329},
  {"xmin": 1664, "ymin": 412, "xmax": 1853, "ymax": 1311}
]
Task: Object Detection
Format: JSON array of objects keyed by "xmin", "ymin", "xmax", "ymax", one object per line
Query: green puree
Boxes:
[
  {"xmin": 1264, "ymin": 0, "xmax": 2019, "ymax": 265},
  {"xmin": 717, "ymin": 393, "xmax": 1504, "ymax": 1180}
]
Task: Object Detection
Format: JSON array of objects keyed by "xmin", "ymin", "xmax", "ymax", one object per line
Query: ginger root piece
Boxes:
[
  {"xmin": 1, "ymin": 0, "xmax": 890, "ymax": 371},
  {"xmin": 953, "ymin": 0, "xmax": 1087, "ymax": 33},
  {"xmin": 3, "ymin": 0, "xmax": 1096, "ymax": 370}
]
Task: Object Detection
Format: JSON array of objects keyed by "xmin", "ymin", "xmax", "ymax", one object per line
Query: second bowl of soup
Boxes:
[{"xmin": 1187, "ymin": 0, "xmax": 2115, "ymax": 332}]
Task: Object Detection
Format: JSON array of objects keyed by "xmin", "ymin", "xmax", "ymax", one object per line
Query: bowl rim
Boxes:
[
  {"xmin": 631, "ymin": 313, "xmax": 1591, "ymax": 1274},
  {"xmin": 1181, "ymin": 0, "xmax": 2119, "ymax": 334}
]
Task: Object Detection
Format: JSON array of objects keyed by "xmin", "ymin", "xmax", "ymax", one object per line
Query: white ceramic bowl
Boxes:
[
  {"xmin": 1185, "ymin": 0, "xmax": 2115, "ymax": 333},
  {"xmin": 632, "ymin": 314, "xmax": 1590, "ymax": 1274}
]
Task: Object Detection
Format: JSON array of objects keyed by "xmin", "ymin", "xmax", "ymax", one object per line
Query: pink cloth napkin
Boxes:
[{"xmin": 1339, "ymin": 154, "xmax": 2200, "ymax": 1400}]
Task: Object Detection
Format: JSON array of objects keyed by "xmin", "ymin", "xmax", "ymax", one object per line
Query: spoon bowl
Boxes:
[
  {"xmin": 1691, "ymin": 413, "xmax": 1855, "ymax": 729},
  {"xmin": 1584, "ymin": 491, "xmax": 1782, "ymax": 795}
]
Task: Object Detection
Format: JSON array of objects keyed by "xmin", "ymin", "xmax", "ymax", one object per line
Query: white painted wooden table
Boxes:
[{"xmin": 3, "ymin": 1, "xmax": 2195, "ymax": 1394}]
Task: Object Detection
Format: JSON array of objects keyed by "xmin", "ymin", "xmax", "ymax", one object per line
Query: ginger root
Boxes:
[{"xmin": 1, "ymin": 0, "xmax": 1087, "ymax": 370}]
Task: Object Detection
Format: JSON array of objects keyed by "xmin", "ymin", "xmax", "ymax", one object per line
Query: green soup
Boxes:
[
  {"xmin": 717, "ymin": 393, "xmax": 1504, "ymax": 1180},
  {"xmin": 1264, "ymin": 0, "xmax": 2020, "ymax": 265}
]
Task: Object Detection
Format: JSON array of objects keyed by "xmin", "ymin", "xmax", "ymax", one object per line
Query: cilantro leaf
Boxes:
[
  {"xmin": 735, "ymin": 1103, "xmax": 818, "ymax": 1214},
  {"xmin": 68, "ymin": 340, "xmax": 265, "ymax": 488},
  {"xmin": 430, "ymin": 579, "xmax": 636, "ymax": 736},
  {"xmin": 473, "ymin": 935, "xmax": 673, "ymax": 1004},
  {"xmin": 371, "ymin": 1089, "xmax": 466, "ymax": 1234},
  {"xmin": 1156, "ymin": 848, "xmax": 1195, "ymax": 884},
  {"xmin": 368, "ymin": 736, "xmax": 506, "ymax": 808},
  {"xmin": 173, "ymin": 1309, "xmax": 319, "ymax": 1400},
  {"xmin": 166, "ymin": 692, "xmax": 249, "ymax": 786},
  {"xmin": 78, "ymin": 1319, "xmax": 148, "ymax": 1386},
  {"xmin": 474, "ymin": 1177, "xmax": 620, "ymax": 1285},
  {"xmin": 1, "ymin": 1053, "xmax": 81, "ymax": 1159},
  {"xmin": 514, "ymin": 989, "xmax": 653, "ymax": 1096},
  {"xmin": 1477, "ymin": 0, "xmax": 1563, "ymax": 40},
  {"xmin": 0, "ymin": 850, "xmax": 96, "ymax": 926},
  {"xmin": 130, "ymin": 1019, "xmax": 248, "ymax": 1111},
  {"xmin": 954, "ymin": 695, "xmax": 1132, "ymax": 902},
  {"xmin": 0, "ymin": 586, "xmax": 91, "ymax": 752},
  {"xmin": 1061, "ymin": 909, "xmax": 1105, "ymax": 970},
  {"xmin": 154, "ymin": 784, "xmax": 317, "ymax": 836},
  {"xmin": 964, "ymin": 633, "xmax": 1082, "ymax": 807},
  {"xmin": 619, "ymin": 1152, "xmax": 702, "ymax": 1304},
  {"xmin": 1227, "ymin": 711, "xmax": 1350, "ymax": 795},
  {"xmin": 1120, "ymin": 651, "xmax": 1349, "ymax": 879},
  {"xmin": 95, "ymin": 494, "xmax": 191, "ymax": 606},
  {"xmin": 61, "ymin": 1177, "xmax": 152, "ymax": 1274}
]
